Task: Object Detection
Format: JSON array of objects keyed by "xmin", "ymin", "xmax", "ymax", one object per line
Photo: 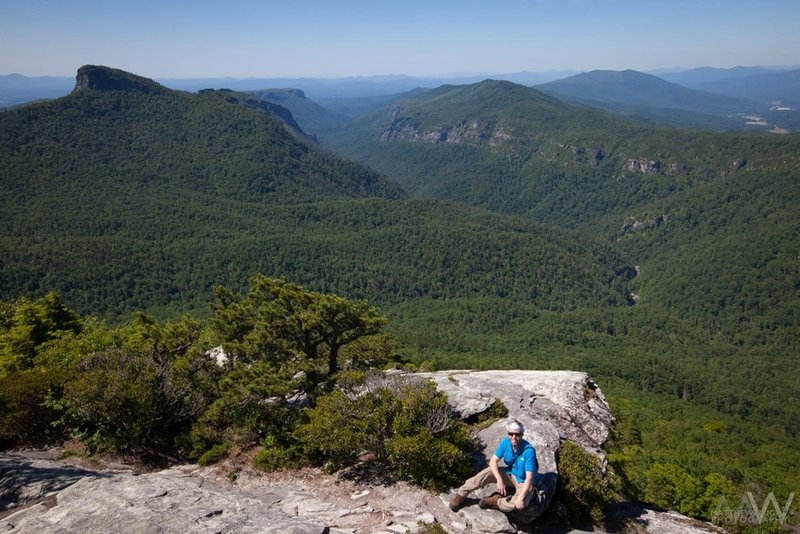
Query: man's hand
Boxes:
[
  {"xmin": 514, "ymin": 498, "xmax": 525, "ymax": 510},
  {"xmin": 495, "ymin": 480, "xmax": 506, "ymax": 496}
]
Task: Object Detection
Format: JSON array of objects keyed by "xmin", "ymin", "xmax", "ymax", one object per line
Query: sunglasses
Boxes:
[{"xmin": 508, "ymin": 432, "xmax": 522, "ymax": 437}]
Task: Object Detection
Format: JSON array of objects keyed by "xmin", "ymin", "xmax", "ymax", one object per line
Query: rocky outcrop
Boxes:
[
  {"xmin": 560, "ymin": 144, "xmax": 605, "ymax": 165},
  {"xmin": 378, "ymin": 112, "xmax": 512, "ymax": 148},
  {"xmin": 419, "ymin": 370, "xmax": 613, "ymax": 527},
  {"xmin": 623, "ymin": 158, "xmax": 690, "ymax": 176},
  {"xmin": 1, "ymin": 458, "xmax": 340, "ymax": 533},
  {"xmin": 1, "ymin": 371, "xmax": 723, "ymax": 533},
  {"xmin": 72, "ymin": 65, "xmax": 167, "ymax": 95},
  {"xmin": 621, "ymin": 213, "xmax": 672, "ymax": 233},
  {"xmin": 667, "ymin": 161, "xmax": 690, "ymax": 175},
  {"xmin": 624, "ymin": 157, "xmax": 661, "ymax": 174}
]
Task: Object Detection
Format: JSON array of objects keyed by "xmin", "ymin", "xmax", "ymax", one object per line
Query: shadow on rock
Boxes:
[
  {"xmin": 0, "ymin": 454, "xmax": 111, "ymax": 515},
  {"xmin": 336, "ymin": 457, "xmax": 400, "ymax": 487},
  {"xmin": 506, "ymin": 471, "xmax": 558, "ymax": 528}
]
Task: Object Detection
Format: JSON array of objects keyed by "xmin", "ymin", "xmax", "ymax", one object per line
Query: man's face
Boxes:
[{"xmin": 508, "ymin": 431, "xmax": 522, "ymax": 442}]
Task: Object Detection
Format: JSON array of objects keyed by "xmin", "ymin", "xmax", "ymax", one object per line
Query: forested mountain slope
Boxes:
[
  {"xmin": 323, "ymin": 80, "xmax": 636, "ymax": 208},
  {"xmin": 0, "ymin": 65, "xmax": 405, "ymax": 205},
  {"xmin": 322, "ymin": 80, "xmax": 800, "ymax": 330},
  {"xmin": 246, "ymin": 88, "xmax": 346, "ymax": 138},
  {"xmin": 321, "ymin": 78, "xmax": 800, "ymax": 429},
  {"xmin": 323, "ymin": 79, "xmax": 799, "ymax": 223},
  {"xmin": 0, "ymin": 67, "xmax": 632, "ymax": 320}
]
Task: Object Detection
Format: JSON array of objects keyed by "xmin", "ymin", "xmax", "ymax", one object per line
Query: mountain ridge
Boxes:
[
  {"xmin": 0, "ymin": 66, "xmax": 634, "ymax": 320},
  {"xmin": 536, "ymin": 69, "xmax": 761, "ymax": 131},
  {"xmin": 73, "ymin": 64, "xmax": 170, "ymax": 95},
  {"xmin": 0, "ymin": 65, "xmax": 405, "ymax": 205}
]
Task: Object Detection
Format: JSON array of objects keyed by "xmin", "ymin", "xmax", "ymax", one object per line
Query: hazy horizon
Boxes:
[
  {"xmin": 2, "ymin": 0, "xmax": 798, "ymax": 80},
  {"xmin": 2, "ymin": 64, "xmax": 800, "ymax": 82}
]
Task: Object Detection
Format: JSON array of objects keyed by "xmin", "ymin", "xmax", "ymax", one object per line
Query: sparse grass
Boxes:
[
  {"xmin": 417, "ymin": 520, "xmax": 448, "ymax": 534},
  {"xmin": 466, "ymin": 397, "xmax": 509, "ymax": 434}
]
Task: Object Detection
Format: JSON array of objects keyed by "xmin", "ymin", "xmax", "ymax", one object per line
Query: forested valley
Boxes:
[{"xmin": 1, "ymin": 65, "xmax": 798, "ymax": 531}]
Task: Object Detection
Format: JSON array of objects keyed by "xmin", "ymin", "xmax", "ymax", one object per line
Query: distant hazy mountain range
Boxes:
[
  {"xmin": 658, "ymin": 66, "xmax": 800, "ymax": 106},
  {"xmin": 0, "ymin": 73, "xmax": 75, "ymax": 107},
  {"xmin": 0, "ymin": 70, "xmax": 578, "ymax": 107},
  {"xmin": 3, "ymin": 65, "xmax": 797, "ymax": 132},
  {"xmin": 535, "ymin": 69, "xmax": 800, "ymax": 131}
]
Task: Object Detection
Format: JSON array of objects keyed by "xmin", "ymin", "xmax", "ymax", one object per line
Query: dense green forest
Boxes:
[
  {"xmin": 0, "ymin": 194, "xmax": 634, "ymax": 319},
  {"xmin": 1, "ymin": 67, "xmax": 798, "ymax": 531},
  {"xmin": 319, "ymin": 79, "xmax": 800, "ymax": 426}
]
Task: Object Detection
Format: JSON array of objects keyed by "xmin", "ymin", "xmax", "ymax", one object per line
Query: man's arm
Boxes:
[
  {"xmin": 514, "ymin": 470, "xmax": 535, "ymax": 509},
  {"xmin": 489, "ymin": 455, "xmax": 507, "ymax": 495}
]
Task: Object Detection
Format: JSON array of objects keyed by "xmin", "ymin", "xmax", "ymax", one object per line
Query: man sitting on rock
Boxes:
[{"xmin": 449, "ymin": 420, "xmax": 538, "ymax": 513}]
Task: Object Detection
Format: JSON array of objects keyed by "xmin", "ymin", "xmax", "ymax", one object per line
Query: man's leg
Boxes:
[
  {"xmin": 476, "ymin": 471, "xmax": 516, "ymax": 510},
  {"xmin": 496, "ymin": 477, "xmax": 534, "ymax": 513},
  {"xmin": 450, "ymin": 467, "xmax": 498, "ymax": 511},
  {"xmin": 454, "ymin": 466, "xmax": 496, "ymax": 496}
]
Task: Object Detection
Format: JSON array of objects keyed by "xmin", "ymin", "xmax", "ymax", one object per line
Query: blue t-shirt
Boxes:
[{"xmin": 494, "ymin": 437, "xmax": 537, "ymax": 484}]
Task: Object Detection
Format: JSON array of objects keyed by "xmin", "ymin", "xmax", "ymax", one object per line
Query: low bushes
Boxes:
[
  {"xmin": 293, "ymin": 371, "xmax": 473, "ymax": 489},
  {"xmin": 0, "ymin": 281, "xmax": 473, "ymax": 493},
  {"xmin": 554, "ymin": 439, "xmax": 616, "ymax": 523}
]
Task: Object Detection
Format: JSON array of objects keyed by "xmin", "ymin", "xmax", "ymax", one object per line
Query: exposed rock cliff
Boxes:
[
  {"xmin": 621, "ymin": 213, "xmax": 672, "ymax": 233},
  {"xmin": 622, "ymin": 157, "xmax": 690, "ymax": 176},
  {"xmin": 378, "ymin": 111, "xmax": 512, "ymax": 148},
  {"xmin": 419, "ymin": 370, "xmax": 613, "ymax": 531},
  {"xmin": 73, "ymin": 65, "xmax": 168, "ymax": 95},
  {"xmin": 0, "ymin": 371, "xmax": 723, "ymax": 533}
]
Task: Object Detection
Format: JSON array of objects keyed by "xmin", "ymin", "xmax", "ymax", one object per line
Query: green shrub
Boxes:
[
  {"xmin": 465, "ymin": 396, "xmax": 509, "ymax": 431},
  {"xmin": 58, "ymin": 346, "xmax": 161, "ymax": 453},
  {"xmin": 60, "ymin": 442, "xmax": 89, "ymax": 459},
  {"xmin": 0, "ymin": 367, "xmax": 66, "ymax": 447},
  {"xmin": 416, "ymin": 359, "xmax": 437, "ymax": 372},
  {"xmin": 197, "ymin": 365, "xmax": 317, "ymax": 463},
  {"xmin": 253, "ymin": 434, "xmax": 304, "ymax": 472},
  {"xmin": 643, "ymin": 463, "xmax": 737, "ymax": 520},
  {"xmin": 294, "ymin": 385, "xmax": 394, "ymax": 471},
  {"xmin": 198, "ymin": 442, "xmax": 231, "ymax": 466},
  {"xmin": 386, "ymin": 430, "xmax": 471, "ymax": 489},
  {"xmin": 416, "ymin": 520, "xmax": 448, "ymax": 534},
  {"xmin": 555, "ymin": 440, "xmax": 616, "ymax": 523},
  {"xmin": 56, "ymin": 315, "xmax": 218, "ymax": 456},
  {"xmin": 294, "ymin": 371, "xmax": 473, "ymax": 488},
  {"xmin": 0, "ymin": 293, "xmax": 82, "ymax": 375}
]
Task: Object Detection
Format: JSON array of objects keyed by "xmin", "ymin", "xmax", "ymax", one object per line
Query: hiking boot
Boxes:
[
  {"xmin": 479, "ymin": 493, "xmax": 502, "ymax": 510},
  {"xmin": 449, "ymin": 493, "xmax": 466, "ymax": 512}
]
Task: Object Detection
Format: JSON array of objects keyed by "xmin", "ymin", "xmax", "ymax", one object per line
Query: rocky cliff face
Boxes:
[
  {"xmin": 378, "ymin": 111, "xmax": 512, "ymax": 148},
  {"xmin": 72, "ymin": 65, "xmax": 168, "ymax": 95},
  {"xmin": 418, "ymin": 370, "xmax": 614, "ymax": 531},
  {"xmin": 0, "ymin": 371, "xmax": 722, "ymax": 533},
  {"xmin": 622, "ymin": 157, "xmax": 690, "ymax": 176}
]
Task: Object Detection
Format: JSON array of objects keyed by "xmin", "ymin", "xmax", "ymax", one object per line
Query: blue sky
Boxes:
[{"xmin": 2, "ymin": 0, "xmax": 799, "ymax": 78}]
